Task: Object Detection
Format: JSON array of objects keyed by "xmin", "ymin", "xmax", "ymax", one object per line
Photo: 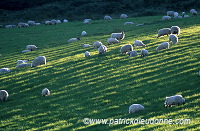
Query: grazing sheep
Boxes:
[
  {"xmin": 134, "ymin": 40, "xmax": 146, "ymax": 47},
  {"xmin": 107, "ymin": 38, "xmax": 120, "ymax": 44},
  {"xmin": 164, "ymin": 95, "xmax": 185, "ymax": 107},
  {"xmin": 156, "ymin": 42, "xmax": 170, "ymax": 51},
  {"xmin": 16, "ymin": 63, "xmax": 32, "ymax": 68},
  {"xmin": 22, "ymin": 50, "xmax": 31, "ymax": 53},
  {"xmin": 120, "ymin": 44, "xmax": 133, "ymax": 54},
  {"xmin": 0, "ymin": 90, "xmax": 9, "ymax": 101},
  {"xmin": 42, "ymin": 88, "xmax": 50, "ymax": 97},
  {"xmin": 162, "ymin": 16, "xmax": 172, "ymax": 21},
  {"xmin": 98, "ymin": 45, "xmax": 107, "ymax": 55},
  {"xmin": 81, "ymin": 31, "xmax": 87, "ymax": 36},
  {"xmin": 32, "ymin": 56, "xmax": 46, "ymax": 67},
  {"xmin": 0, "ymin": 68, "xmax": 10, "ymax": 73},
  {"xmin": 82, "ymin": 44, "xmax": 90, "ymax": 48},
  {"xmin": 124, "ymin": 22, "xmax": 134, "ymax": 25},
  {"xmin": 129, "ymin": 104, "xmax": 145, "ymax": 113},
  {"xmin": 68, "ymin": 38, "xmax": 80, "ymax": 43},
  {"xmin": 17, "ymin": 60, "xmax": 29, "ymax": 65},
  {"xmin": 63, "ymin": 19, "xmax": 68, "ymax": 23},
  {"xmin": 28, "ymin": 20, "xmax": 36, "ymax": 26},
  {"xmin": 84, "ymin": 51, "xmax": 90, "ymax": 57},
  {"xmin": 18, "ymin": 22, "xmax": 29, "ymax": 27},
  {"xmin": 111, "ymin": 31, "xmax": 125, "ymax": 40},
  {"xmin": 171, "ymin": 26, "xmax": 180, "ymax": 35},
  {"xmin": 157, "ymin": 28, "xmax": 171, "ymax": 38},
  {"xmin": 93, "ymin": 41, "xmax": 102, "ymax": 49},
  {"xmin": 128, "ymin": 50, "xmax": 138, "ymax": 57},
  {"xmin": 169, "ymin": 34, "xmax": 178, "ymax": 44},
  {"xmin": 140, "ymin": 49, "xmax": 148, "ymax": 57},
  {"xmin": 104, "ymin": 15, "xmax": 112, "ymax": 20},
  {"xmin": 26, "ymin": 45, "xmax": 38, "ymax": 51},
  {"xmin": 120, "ymin": 14, "xmax": 128, "ymax": 19},
  {"xmin": 167, "ymin": 11, "xmax": 175, "ymax": 17},
  {"xmin": 45, "ymin": 20, "xmax": 56, "ymax": 25}
]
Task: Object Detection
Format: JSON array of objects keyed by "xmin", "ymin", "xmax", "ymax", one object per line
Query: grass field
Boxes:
[{"xmin": 0, "ymin": 15, "xmax": 200, "ymax": 131}]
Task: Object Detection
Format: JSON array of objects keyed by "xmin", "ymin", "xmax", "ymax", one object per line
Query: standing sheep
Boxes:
[
  {"xmin": 26, "ymin": 45, "xmax": 38, "ymax": 51},
  {"xmin": 93, "ymin": 41, "xmax": 102, "ymax": 49},
  {"xmin": 162, "ymin": 16, "xmax": 172, "ymax": 21},
  {"xmin": 169, "ymin": 34, "xmax": 178, "ymax": 44},
  {"xmin": 164, "ymin": 95, "xmax": 185, "ymax": 107},
  {"xmin": 167, "ymin": 11, "xmax": 175, "ymax": 17},
  {"xmin": 140, "ymin": 49, "xmax": 148, "ymax": 57},
  {"xmin": 156, "ymin": 42, "xmax": 170, "ymax": 51},
  {"xmin": 120, "ymin": 44, "xmax": 133, "ymax": 54},
  {"xmin": 32, "ymin": 56, "xmax": 46, "ymax": 67},
  {"xmin": 129, "ymin": 104, "xmax": 145, "ymax": 113},
  {"xmin": 84, "ymin": 51, "xmax": 90, "ymax": 57},
  {"xmin": 0, "ymin": 68, "xmax": 10, "ymax": 73},
  {"xmin": 98, "ymin": 45, "xmax": 107, "ymax": 55},
  {"xmin": 171, "ymin": 26, "xmax": 180, "ymax": 35},
  {"xmin": 157, "ymin": 28, "xmax": 171, "ymax": 38},
  {"xmin": 107, "ymin": 38, "xmax": 120, "ymax": 44},
  {"xmin": 28, "ymin": 20, "xmax": 36, "ymax": 26},
  {"xmin": 120, "ymin": 14, "xmax": 128, "ymax": 19},
  {"xmin": 68, "ymin": 38, "xmax": 80, "ymax": 43},
  {"xmin": 128, "ymin": 50, "xmax": 138, "ymax": 57},
  {"xmin": 111, "ymin": 31, "xmax": 125, "ymax": 40},
  {"xmin": 81, "ymin": 31, "xmax": 87, "ymax": 36},
  {"xmin": 42, "ymin": 88, "xmax": 50, "ymax": 97},
  {"xmin": 0, "ymin": 90, "xmax": 9, "ymax": 101},
  {"xmin": 134, "ymin": 40, "xmax": 146, "ymax": 47}
]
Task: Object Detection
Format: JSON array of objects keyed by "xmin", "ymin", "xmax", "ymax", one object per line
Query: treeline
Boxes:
[{"xmin": 0, "ymin": 0, "xmax": 199, "ymax": 24}]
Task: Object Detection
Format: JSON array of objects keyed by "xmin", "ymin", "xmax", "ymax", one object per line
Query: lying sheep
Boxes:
[
  {"xmin": 83, "ymin": 19, "xmax": 91, "ymax": 24},
  {"xmin": 81, "ymin": 31, "xmax": 87, "ymax": 36},
  {"xmin": 129, "ymin": 104, "xmax": 145, "ymax": 113},
  {"xmin": 120, "ymin": 14, "xmax": 128, "ymax": 19},
  {"xmin": 156, "ymin": 42, "xmax": 170, "ymax": 51},
  {"xmin": 111, "ymin": 31, "xmax": 125, "ymax": 40},
  {"xmin": 0, "ymin": 68, "xmax": 10, "ymax": 73},
  {"xmin": 93, "ymin": 41, "xmax": 102, "ymax": 49},
  {"xmin": 82, "ymin": 44, "xmax": 90, "ymax": 48},
  {"xmin": 17, "ymin": 60, "xmax": 29, "ymax": 65},
  {"xmin": 26, "ymin": 45, "xmax": 38, "ymax": 51},
  {"xmin": 68, "ymin": 38, "xmax": 80, "ymax": 43},
  {"xmin": 128, "ymin": 50, "xmax": 138, "ymax": 57},
  {"xmin": 0, "ymin": 90, "xmax": 9, "ymax": 101},
  {"xmin": 124, "ymin": 22, "xmax": 134, "ymax": 25},
  {"xmin": 84, "ymin": 51, "xmax": 90, "ymax": 57},
  {"xmin": 164, "ymin": 95, "xmax": 185, "ymax": 107},
  {"xmin": 32, "ymin": 56, "xmax": 46, "ymax": 67},
  {"xmin": 104, "ymin": 15, "xmax": 112, "ymax": 20},
  {"xmin": 157, "ymin": 28, "xmax": 171, "ymax": 38},
  {"xmin": 16, "ymin": 63, "xmax": 32, "ymax": 68},
  {"xmin": 98, "ymin": 45, "xmax": 107, "ymax": 55},
  {"xmin": 42, "ymin": 88, "xmax": 50, "ymax": 97},
  {"xmin": 107, "ymin": 38, "xmax": 120, "ymax": 44},
  {"xmin": 134, "ymin": 40, "xmax": 146, "ymax": 47},
  {"xmin": 63, "ymin": 19, "xmax": 68, "ymax": 23},
  {"xmin": 136, "ymin": 23, "xmax": 144, "ymax": 26},
  {"xmin": 140, "ymin": 49, "xmax": 148, "ymax": 57},
  {"xmin": 120, "ymin": 44, "xmax": 133, "ymax": 54},
  {"xmin": 171, "ymin": 26, "xmax": 180, "ymax": 35},
  {"xmin": 162, "ymin": 16, "xmax": 172, "ymax": 21},
  {"xmin": 22, "ymin": 50, "xmax": 31, "ymax": 53},
  {"xmin": 167, "ymin": 11, "xmax": 175, "ymax": 17},
  {"xmin": 169, "ymin": 34, "xmax": 178, "ymax": 44},
  {"xmin": 56, "ymin": 20, "xmax": 61, "ymax": 24}
]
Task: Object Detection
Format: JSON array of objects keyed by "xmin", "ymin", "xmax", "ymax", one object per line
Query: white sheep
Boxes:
[
  {"xmin": 128, "ymin": 50, "xmax": 138, "ymax": 57},
  {"xmin": 42, "ymin": 88, "xmax": 50, "ymax": 97},
  {"xmin": 63, "ymin": 19, "xmax": 69, "ymax": 23},
  {"xmin": 28, "ymin": 20, "xmax": 36, "ymax": 26},
  {"xmin": 167, "ymin": 11, "xmax": 175, "ymax": 16},
  {"xmin": 140, "ymin": 49, "xmax": 148, "ymax": 57},
  {"xmin": 68, "ymin": 38, "xmax": 80, "ymax": 43},
  {"xmin": 171, "ymin": 26, "xmax": 180, "ymax": 35},
  {"xmin": 98, "ymin": 45, "xmax": 107, "ymax": 55},
  {"xmin": 164, "ymin": 95, "xmax": 185, "ymax": 107},
  {"xmin": 120, "ymin": 14, "xmax": 128, "ymax": 19},
  {"xmin": 18, "ymin": 23, "xmax": 29, "ymax": 27},
  {"xmin": 84, "ymin": 51, "xmax": 90, "ymax": 57},
  {"xmin": 22, "ymin": 50, "xmax": 31, "ymax": 53},
  {"xmin": 0, "ymin": 90, "xmax": 9, "ymax": 101},
  {"xmin": 56, "ymin": 20, "xmax": 62, "ymax": 24},
  {"xmin": 136, "ymin": 23, "xmax": 144, "ymax": 26},
  {"xmin": 0, "ymin": 68, "xmax": 10, "ymax": 73},
  {"xmin": 26, "ymin": 45, "xmax": 38, "ymax": 51},
  {"xmin": 120, "ymin": 44, "xmax": 133, "ymax": 54},
  {"xmin": 174, "ymin": 12, "xmax": 179, "ymax": 18},
  {"xmin": 107, "ymin": 38, "xmax": 120, "ymax": 44},
  {"xmin": 5, "ymin": 25, "xmax": 14, "ymax": 28},
  {"xmin": 162, "ymin": 16, "xmax": 172, "ymax": 21},
  {"xmin": 134, "ymin": 40, "xmax": 146, "ymax": 47},
  {"xmin": 32, "ymin": 56, "xmax": 46, "ymax": 67},
  {"xmin": 169, "ymin": 34, "xmax": 178, "ymax": 44},
  {"xmin": 35, "ymin": 23, "xmax": 41, "ymax": 26},
  {"xmin": 104, "ymin": 15, "xmax": 112, "ymax": 20},
  {"xmin": 157, "ymin": 28, "xmax": 171, "ymax": 38},
  {"xmin": 192, "ymin": 10, "xmax": 198, "ymax": 15},
  {"xmin": 124, "ymin": 22, "xmax": 134, "ymax": 25},
  {"xmin": 17, "ymin": 60, "xmax": 29, "ymax": 65},
  {"xmin": 51, "ymin": 19, "xmax": 57, "ymax": 25},
  {"xmin": 129, "ymin": 104, "xmax": 145, "ymax": 113},
  {"xmin": 111, "ymin": 31, "xmax": 125, "ymax": 40},
  {"xmin": 83, "ymin": 19, "xmax": 91, "ymax": 24},
  {"xmin": 183, "ymin": 15, "xmax": 189, "ymax": 18},
  {"xmin": 81, "ymin": 31, "xmax": 87, "ymax": 36},
  {"xmin": 82, "ymin": 44, "xmax": 90, "ymax": 48},
  {"xmin": 16, "ymin": 63, "xmax": 32, "ymax": 68},
  {"xmin": 156, "ymin": 42, "xmax": 170, "ymax": 51},
  {"xmin": 93, "ymin": 41, "xmax": 102, "ymax": 49},
  {"xmin": 190, "ymin": 9, "xmax": 196, "ymax": 13}
]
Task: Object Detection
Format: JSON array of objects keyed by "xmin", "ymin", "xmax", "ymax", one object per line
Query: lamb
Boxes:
[
  {"xmin": 93, "ymin": 41, "xmax": 102, "ymax": 49},
  {"xmin": 68, "ymin": 38, "xmax": 80, "ymax": 43},
  {"xmin": 0, "ymin": 90, "xmax": 9, "ymax": 101},
  {"xmin": 134, "ymin": 40, "xmax": 146, "ymax": 47},
  {"xmin": 107, "ymin": 38, "xmax": 120, "ymax": 44},
  {"xmin": 162, "ymin": 16, "xmax": 171, "ymax": 21},
  {"xmin": 42, "ymin": 88, "xmax": 50, "ymax": 97},
  {"xmin": 84, "ymin": 51, "xmax": 90, "ymax": 57},
  {"xmin": 120, "ymin": 14, "xmax": 128, "ymax": 19},
  {"xmin": 156, "ymin": 42, "xmax": 170, "ymax": 51},
  {"xmin": 26, "ymin": 45, "xmax": 38, "ymax": 51},
  {"xmin": 16, "ymin": 63, "xmax": 32, "ymax": 68},
  {"xmin": 169, "ymin": 34, "xmax": 178, "ymax": 44},
  {"xmin": 120, "ymin": 44, "xmax": 133, "ymax": 54},
  {"xmin": 22, "ymin": 50, "xmax": 31, "ymax": 53},
  {"xmin": 164, "ymin": 95, "xmax": 185, "ymax": 107},
  {"xmin": 82, "ymin": 44, "xmax": 90, "ymax": 48},
  {"xmin": 157, "ymin": 28, "xmax": 171, "ymax": 38},
  {"xmin": 128, "ymin": 50, "xmax": 138, "ymax": 57},
  {"xmin": 17, "ymin": 60, "xmax": 29, "ymax": 65},
  {"xmin": 124, "ymin": 22, "xmax": 134, "ymax": 25},
  {"xmin": 171, "ymin": 26, "xmax": 180, "ymax": 35},
  {"xmin": 98, "ymin": 45, "xmax": 107, "ymax": 55},
  {"xmin": 140, "ymin": 49, "xmax": 148, "ymax": 57},
  {"xmin": 104, "ymin": 15, "xmax": 112, "ymax": 20},
  {"xmin": 167, "ymin": 11, "xmax": 175, "ymax": 17},
  {"xmin": 0, "ymin": 68, "xmax": 10, "ymax": 73},
  {"xmin": 129, "ymin": 104, "xmax": 145, "ymax": 113},
  {"xmin": 81, "ymin": 31, "xmax": 87, "ymax": 36},
  {"xmin": 111, "ymin": 31, "xmax": 125, "ymax": 40},
  {"xmin": 32, "ymin": 56, "xmax": 46, "ymax": 67}
]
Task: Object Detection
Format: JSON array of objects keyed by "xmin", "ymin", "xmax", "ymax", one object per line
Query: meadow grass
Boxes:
[{"xmin": 0, "ymin": 15, "xmax": 200, "ymax": 131}]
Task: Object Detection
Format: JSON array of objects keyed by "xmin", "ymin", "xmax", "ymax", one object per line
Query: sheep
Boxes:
[
  {"xmin": 0, "ymin": 68, "xmax": 10, "ymax": 73},
  {"xmin": 26, "ymin": 45, "xmax": 38, "ymax": 51},
  {"xmin": 162, "ymin": 16, "xmax": 171, "ymax": 21},
  {"xmin": 164, "ymin": 95, "xmax": 185, "ymax": 107},
  {"xmin": 17, "ymin": 60, "xmax": 29, "ymax": 65},
  {"xmin": 129, "ymin": 104, "xmax": 145, "ymax": 113},
  {"xmin": 56, "ymin": 20, "xmax": 62, "ymax": 24},
  {"xmin": 83, "ymin": 19, "xmax": 91, "ymax": 24},
  {"xmin": 18, "ymin": 22, "xmax": 29, "ymax": 27},
  {"xmin": 82, "ymin": 44, "xmax": 90, "ymax": 48},
  {"xmin": 120, "ymin": 14, "xmax": 128, "ymax": 19},
  {"xmin": 32, "ymin": 56, "xmax": 46, "ymax": 67},
  {"xmin": 98, "ymin": 45, "xmax": 107, "ymax": 55},
  {"xmin": 190, "ymin": 9, "xmax": 196, "ymax": 13},
  {"xmin": 171, "ymin": 26, "xmax": 180, "ymax": 35},
  {"xmin": 157, "ymin": 28, "xmax": 171, "ymax": 38},
  {"xmin": 16, "ymin": 63, "xmax": 32, "ymax": 68},
  {"xmin": 68, "ymin": 38, "xmax": 80, "ymax": 43},
  {"xmin": 174, "ymin": 12, "xmax": 179, "ymax": 18},
  {"xmin": 124, "ymin": 22, "xmax": 134, "ymax": 25},
  {"xmin": 81, "ymin": 31, "xmax": 87, "ymax": 36},
  {"xmin": 51, "ymin": 19, "xmax": 57, "ymax": 25},
  {"xmin": 134, "ymin": 40, "xmax": 146, "ymax": 47},
  {"xmin": 128, "ymin": 50, "xmax": 138, "ymax": 57},
  {"xmin": 63, "ymin": 19, "xmax": 68, "ymax": 23},
  {"xmin": 104, "ymin": 15, "xmax": 112, "ymax": 20},
  {"xmin": 183, "ymin": 15, "xmax": 189, "ymax": 18},
  {"xmin": 42, "ymin": 88, "xmax": 50, "ymax": 97},
  {"xmin": 169, "ymin": 34, "xmax": 178, "ymax": 44},
  {"xmin": 0, "ymin": 90, "xmax": 9, "ymax": 101},
  {"xmin": 167, "ymin": 11, "xmax": 175, "ymax": 17},
  {"xmin": 140, "ymin": 49, "xmax": 148, "ymax": 57},
  {"xmin": 5, "ymin": 25, "xmax": 15, "ymax": 28},
  {"xmin": 35, "ymin": 23, "xmax": 41, "ymax": 26},
  {"xmin": 111, "ymin": 31, "xmax": 125, "ymax": 40},
  {"xmin": 28, "ymin": 20, "xmax": 36, "ymax": 26},
  {"xmin": 156, "ymin": 42, "xmax": 170, "ymax": 51},
  {"xmin": 192, "ymin": 10, "xmax": 198, "ymax": 15},
  {"xmin": 93, "ymin": 41, "xmax": 102, "ymax": 49},
  {"xmin": 22, "ymin": 50, "xmax": 31, "ymax": 53},
  {"xmin": 198, "ymin": 70, "xmax": 200, "ymax": 77},
  {"xmin": 120, "ymin": 44, "xmax": 133, "ymax": 54},
  {"xmin": 136, "ymin": 23, "xmax": 144, "ymax": 26},
  {"xmin": 45, "ymin": 20, "xmax": 56, "ymax": 25},
  {"xmin": 84, "ymin": 51, "xmax": 90, "ymax": 57},
  {"xmin": 107, "ymin": 38, "xmax": 120, "ymax": 44}
]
